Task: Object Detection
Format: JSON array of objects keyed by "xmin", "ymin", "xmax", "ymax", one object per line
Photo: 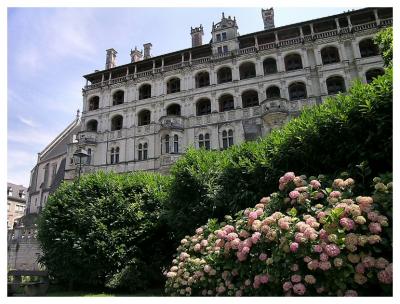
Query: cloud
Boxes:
[
  {"xmin": 8, "ymin": 128, "xmax": 59, "ymax": 148},
  {"xmin": 7, "ymin": 150, "xmax": 37, "ymax": 186},
  {"xmin": 18, "ymin": 116, "xmax": 38, "ymax": 128}
]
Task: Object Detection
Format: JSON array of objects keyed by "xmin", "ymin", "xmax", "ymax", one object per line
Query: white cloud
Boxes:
[
  {"xmin": 8, "ymin": 128, "xmax": 59, "ymax": 148},
  {"xmin": 18, "ymin": 116, "xmax": 38, "ymax": 128}
]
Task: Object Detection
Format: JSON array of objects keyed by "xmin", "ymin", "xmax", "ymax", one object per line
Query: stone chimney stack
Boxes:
[
  {"xmin": 143, "ymin": 43, "xmax": 152, "ymax": 59},
  {"xmin": 105, "ymin": 48, "xmax": 117, "ymax": 69},
  {"xmin": 191, "ymin": 25, "xmax": 204, "ymax": 47},
  {"xmin": 262, "ymin": 7, "xmax": 275, "ymax": 30},
  {"xmin": 130, "ymin": 46, "xmax": 143, "ymax": 63}
]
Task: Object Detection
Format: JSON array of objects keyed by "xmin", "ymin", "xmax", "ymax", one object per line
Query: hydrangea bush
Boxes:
[{"xmin": 164, "ymin": 173, "xmax": 392, "ymax": 296}]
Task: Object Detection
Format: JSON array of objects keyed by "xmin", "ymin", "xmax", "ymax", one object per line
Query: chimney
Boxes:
[
  {"xmin": 191, "ymin": 25, "xmax": 204, "ymax": 47},
  {"xmin": 105, "ymin": 48, "xmax": 117, "ymax": 69},
  {"xmin": 130, "ymin": 46, "xmax": 143, "ymax": 63},
  {"xmin": 143, "ymin": 43, "xmax": 152, "ymax": 59},
  {"xmin": 262, "ymin": 7, "xmax": 275, "ymax": 30}
]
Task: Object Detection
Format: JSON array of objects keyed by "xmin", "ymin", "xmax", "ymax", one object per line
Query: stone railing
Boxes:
[
  {"xmin": 314, "ymin": 29, "xmax": 338, "ymax": 39},
  {"xmin": 353, "ymin": 21, "xmax": 377, "ymax": 32},
  {"xmin": 258, "ymin": 42, "xmax": 276, "ymax": 50},
  {"xmin": 159, "ymin": 115, "xmax": 185, "ymax": 129},
  {"xmin": 380, "ymin": 18, "xmax": 392, "ymax": 26},
  {"xmin": 236, "ymin": 46, "xmax": 256, "ymax": 55},
  {"xmin": 260, "ymin": 98, "xmax": 289, "ymax": 115},
  {"xmin": 78, "ymin": 131, "xmax": 97, "ymax": 144},
  {"xmin": 163, "ymin": 62, "xmax": 183, "ymax": 72}
]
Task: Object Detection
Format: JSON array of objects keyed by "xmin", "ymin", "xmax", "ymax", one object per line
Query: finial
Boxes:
[
  {"xmin": 222, "ymin": 12, "xmax": 225, "ymax": 18},
  {"xmin": 76, "ymin": 109, "xmax": 80, "ymax": 118}
]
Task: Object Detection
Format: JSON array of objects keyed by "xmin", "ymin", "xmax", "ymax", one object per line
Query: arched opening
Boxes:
[
  {"xmin": 111, "ymin": 115, "xmax": 123, "ymax": 131},
  {"xmin": 219, "ymin": 94, "xmax": 234, "ymax": 112},
  {"xmin": 196, "ymin": 98, "xmax": 211, "ymax": 116},
  {"xmin": 86, "ymin": 120, "xmax": 98, "ymax": 132},
  {"xmin": 326, "ymin": 76, "xmax": 346, "ymax": 95},
  {"xmin": 167, "ymin": 78, "xmax": 181, "ymax": 94},
  {"xmin": 266, "ymin": 86, "xmax": 281, "ymax": 100},
  {"xmin": 242, "ymin": 90, "xmax": 259, "ymax": 108},
  {"xmin": 359, "ymin": 39, "xmax": 379, "ymax": 58},
  {"xmin": 166, "ymin": 104, "xmax": 181, "ymax": 116},
  {"xmin": 139, "ymin": 84, "xmax": 151, "ymax": 100},
  {"xmin": 112, "ymin": 90, "xmax": 124, "ymax": 106},
  {"xmin": 263, "ymin": 58, "xmax": 278, "ymax": 75},
  {"xmin": 195, "ymin": 71, "xmax": 210, "ymax": 88},
  {"xmin": 321, "ymin": 46, "xmax": 340, "ymax": 64},
  {"xmin": 138, "ymin": 110, "xmax": 151, "ymax": 126},
  {"xmin": 217, "ymin": 67, "xmax": 232, "ymax": 84},
  {"xmin": 239, "ymin": 62, "xmax": 256, "ymax": 80},
  {"xmin": 288, "ymin": 82, "xmax": 307, "ymax": 101},
  {"xmin": 284, "ymin": 53, "xmax": 303, "ymax": 71},
  {"xmin": 365, "ymin": 68, "xmax": 384, "ymax": 84},
  {"xmin": 88, "ymin": 96, "xmax": 99, "ymax": 111}
]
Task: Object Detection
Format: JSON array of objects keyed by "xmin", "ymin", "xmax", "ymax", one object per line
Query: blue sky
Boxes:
[{"xmin": 7, "ymin": 7, "xmax": 358, "ymax": 187}]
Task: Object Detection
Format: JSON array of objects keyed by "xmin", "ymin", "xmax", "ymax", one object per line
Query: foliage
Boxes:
[
  {"xmin": 37, "ymin": 171, "xmax": 172, "ymax": 292},
  {"xmin": 165, "ymin": 172, "xmax": 392, "ymax": 296},
  {"xmin": 375, "ymin": 27, "xmax": 393, "ymax": 67}
]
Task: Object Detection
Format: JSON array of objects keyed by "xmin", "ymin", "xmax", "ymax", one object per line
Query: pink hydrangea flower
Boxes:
[
  {"xmin": 324, "ymin": 244, "xmax": 340, "ymax": 257},
  {"xmin": 362, "ymin": 256, "xmax": 376, "ymax": 268},
  {"xmin": 195, "ymin": 227, "xmax": 203, "ymax": 234},
  {"xmin": 291, "ymin": 274, "xmax": 302, "ymax": 283},
  {"xmin": 369, "ymin": 222, "xmax": 382, "ymax": 234},
  {"xmin": 329, "ymin": 191, "xmax": 341, "ymax": 198},
  {"xmin": 283, "ymin": 281, "xmax": 293, "ymax": 292},
  {"xmin": 227, "ymin": 232, "xmax": 238, "ymax": 241},
  {"xmin": 289, "ymin": 190, "xmax": 300, "ymax": 199},
  {"xmin": 249, "ymin": 211, "xmax": 258, "ymax": 220},
  {"xmin": 304, "ymin": 275, "xmax": 316, "ymax": 284},
  {"xmin": 339, "ymin": 218, "xmax": 355, "ymax": 231},
  {"xmin": 344, "ymin": 290, "xmax": 358, "ymax": 297},
  {"xmin": 292, "ymin": 283, "xmax": 306, "ymax": 295},
  {"xmin": 259, "ymin": 253, "xmax": 268, "ymax": 261},
  {"xmin": 355, "ymin": 263, "xmax": 365, "ymax": 274},
  {"xmin": 242, "ymin": 246, "xmax": 250, "ymax": 254},
  {"xmin": 260, "ymin": 274, "xmax": 269, "ymax": 284},
  {"xmin": 251, "ymin": 232, "xmax": 261, "ymax": 244},
  {"xmin": 283, "ymin": 172, "xmax": 295, "ymax": 182},
  {"xmin": 310, "ymin": 180, "xmax": 321, "ymax": 189},
  {"xmin": 307, "ymin": 260, "xmax": 319, "ymax": 271},
  {"xmin": 194, "ymin": 243, "xmax": 201, "ymax": 251},
  {"xmin": 319, "ymin": 253, "xmax": 329, "ymax": 262},
  {"xmin": 313, "ymin": 245, "xmax": 323, "ymax": 253},
  {"xmin": 319, "ymin": 261, "xmax": 331, "ymax": 271},
  {"xmin": 290, "ymin": 242, "xmax": 299, "ymax": 253},
  {"xmin": 377, "ymin": 269, "xmax": 392, "ymax": 284}
]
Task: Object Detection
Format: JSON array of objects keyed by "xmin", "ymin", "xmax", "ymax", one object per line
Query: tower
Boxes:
[
  {"xmin": 262, "ymin": 7, "xmax": 275, "ymax": 30},
  {"xmin": 130, "ymin": 46, "xmax": 143, "ymax": 63},
  {"xmin": 143, "ymin": 43, "xmax": 152, "ymax": 59},
  {"xmin": 105, "ymin": 48, "xmax": 117, "ymax": 69},
  {"xmin": 191, "ymin": 25, "xmax": 204, "ymax": 47}
]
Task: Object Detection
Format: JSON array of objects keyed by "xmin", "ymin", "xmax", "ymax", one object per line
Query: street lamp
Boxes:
[{"xmin": 73, "ymin": 148, "xmax": 89, "ymax": 181}]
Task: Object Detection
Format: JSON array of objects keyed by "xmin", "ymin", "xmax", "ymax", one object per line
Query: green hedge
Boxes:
[{"xmin": 38, "ymin": 171, "xmax": 172, "ymax": 292}]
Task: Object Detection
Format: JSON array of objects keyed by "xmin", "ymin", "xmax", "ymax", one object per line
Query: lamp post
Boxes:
[{"xmin": 73, "ymin": 148, "xmax": 89, "ymax": 182}]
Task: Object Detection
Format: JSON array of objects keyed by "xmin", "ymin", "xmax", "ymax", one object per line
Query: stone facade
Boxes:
[
  {"xmin": 7, "ymin": 183, "xmax": 27, "ymax": 229},
  {"xmin": 64, "ymin": 7, "xmax": 392, "ymax": 180}
]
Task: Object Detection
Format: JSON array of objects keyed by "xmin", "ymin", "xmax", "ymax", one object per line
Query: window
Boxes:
[
  {"xmin": 87, "ymin": 148, "xmax": 92, "ymax": 165},
  {"xmin": 263, "ymin": 58, "xmax": 277, "ymax": 75},
  {"xmin": 321, "ymin": 46, "xmax": 340, "ymax": 65},
  {"xmin": 112, "ymin": 90, "xmax": 124, "ymax": 105},
  {"xmin": 167, "ymin": 104, "xmax": 181, "ymax": 116},
  {"xmin": 138, "ymin": 110, "xmax": 151, "ymax": 126},
  {"xmin": 51, "ymin": 164, "xmax": 57, "ymax": 184},
  {"xmin": 219, "ymin": 94, "xmax": 234, "ymax": 112},
  {"xmin": 326, "ymin": 76, "xmax": 346, "ymax": 95},
  {"xmin": 223, "ymin": 45, "xmax": 228, "ymax": 53},
  {"xmin": 86, "ymin": 120, "xmax": 98, "ymax": 132},
  {"xmin": 110, "ymin": 147, "xmax": 119, "ymax": 164},
  {"xmin": 88, "ymin": 96, "xmax": 99, "ymax": 111},
  {"xmin": 217, "ymin": 67, "xmax": 232, "ymax": 84},
  {"xmin": 143, "ymin": 143, "xmax": 148, "ymax": 160},
  {"xmin": 217, "ymin": 46, "xmax": 222, "ymax": 54},
  {"xmin": 266, "ymin": 86, "xmax": 281, "ymax": 100},
  {"xmin": 19, "ymin": 190, "xmax": 25, "ymax": 199},
  {"xmin": 242, "ymin": 90, "xmax": 259, "ymax": 108},
  {"xmin": 196, "ymin": 98, "xmax": 211, "ymax": 116},
  {"xmin": 359, "ymin": 39, "xmax": 379, "ymax": 58},
  {"xmin": 199, "ymin": 133, "xmax": 211, "ymax": 150},
  {"xmin": 365, "ymin": 69, "xmax": 384, "ymax": 84},
  {"xmin": 239, "ymin": 62, "xmax": 256, "ymax": 80},
  {"xmin": 167, "ymin": 78, "xmax": 180, "ymax": 94},
  {"xmin": 138, "ymin": 144, "xmax": 143, "ymax": 161},
  {"xmin": 7, "ymin": 187, "xmax": 12, "ymax": 197},
  {"xmin": 111, "ymin": 115, "xmax": 123, "ymax": 131},
  {"xmin": 289, "ymin": 82, "xmax": 307, "ymax": 101},
  {"xmin": 222, "ymin": 32, "xmax": 227, "ymax": 40},
  {"xmin": 174, "ymin": 135, "xmax": 179, "ymax": 153},
  {"xmin": 139, "ymin": 84, "xmax": 151, "ymax": 100},
  {"xmin": 284, "ymin": 54, "xmax": 303, "ymax": 71},
  {"xmin": 216, "ymin": 33, "xmax": 221, "ymax": 42},
  {"xmin": 195, "ymin": 71, "xmax": 210, "ymax": 88},
  {"xmin": 222, "ymin": 130, "xmax": 234, "ymax": 149},
  {"xmin": 165, "ymin": 135, "xmax": 170, "ymax": 154}
]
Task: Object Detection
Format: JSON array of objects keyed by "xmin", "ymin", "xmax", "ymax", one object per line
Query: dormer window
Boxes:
[
  {"xmin": 223, "ymin": 46, "xmax": 228, "ymax": 53},
  {"xmin": 218, "ymin": 46, "xmax": 222, "ymax": 54},
  {"xmin": 222, "ymin": 32, "xmax": 227, "ymax": 40},
  {"xmin": 216, "ymin": 34, "xmax": 221, "ymax": 42}
]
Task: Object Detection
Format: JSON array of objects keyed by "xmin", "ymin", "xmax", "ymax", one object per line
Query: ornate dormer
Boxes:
[
  {"xmin": 211, "ymin": 13, "xmax": 239, "ymax": 55},
  {"xmin": 262, "ymin": 7, "xmax": 275, "ymax": 30}
]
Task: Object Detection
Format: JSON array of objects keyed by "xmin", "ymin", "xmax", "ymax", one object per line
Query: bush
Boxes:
[
  {"xmin": 38, "ymin": 171, "xmax": 172, "ymax": 292},
  {"xmin": 165, "ymin": 172, "xmax": 392, "ymax": 296}
]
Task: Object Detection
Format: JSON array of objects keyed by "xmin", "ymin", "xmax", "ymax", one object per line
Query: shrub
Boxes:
[
  {"xmin": 165, "ymin": 172, "xmax": 392, "ymax": 296},
  {"xmin": 38, "ymin": 171, "xmax": 172, "ymax": 292}
]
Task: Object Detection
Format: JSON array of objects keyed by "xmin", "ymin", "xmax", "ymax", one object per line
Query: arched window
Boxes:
[
  {"xmin": 86, "ymin": 120, "xmax": 98, "ymax": 132},
  {"xmin": 195, "ymin": 71, "xmax": 210, "ymax": 88},
  {"xmin": 242, "ymin": 90, "xmax": 259, "ymax": 108},
  {"xmin": 359, "ymin": 39, "xmax": 379, "ymax": 58},
  {"xmin": 112, "ymin": 90, "xmax": 124, "ymax": 105},
  {"xmin": 196, "ymin": 98, "xmax": 211, "ymax": 116},
  {"xmin": 288, "ymin": 82, "xmax": 307, "ymax": 101},
  {"xmin": 365, "ymin": 69, "xmax": 384, "ymax": 84},
  {"xmin": 110, "ymin": 147, "xmax": 119, "ymax": 164},
  {"xmin": 167, "ymin": 78, "xmax": 180, "ymax": 94},
  {"xmin": 165, "ymin": 135, "xmax": 170, "ymax": 154},
  {"xmin": 217, "ymin": 67, "xmax": 232, "ymax": 84},
  {"xmin": 222, "ymin": 130, "xmax": 234, "ymax": 149},
  {"xmin": 167, "ymin": 104, "xmax": 181, "ymax": 116},
  {"xmin": 219, "ymin": 94, "xmax": 234, "ymax": 112},
  {"xmin": 139, "ymin": 84, "xmax": 151, "ymax": 100},
  {"xmin": 285, "ymin": 54, "xmax": 303, "ymax": 71},
  {"xmin": 326, "ymin": 76, "xmax": 346, "ymax": 95},
  {"xmin": 266, "ymin": 86, "xmax": 281, "ymax": 100},
  {"xmin": 239, "ymin": 62, "xmax": 256, "ymax": 80},
  {"xmin": 88, "ymin": 96, "xmax": 99, "ymax": 111},
  {"xmin": 138, "ymin": 110, "xmax": 151, "ymax": 126},
  {"xmin": 199, "ymin": 133, "xmax": 210, "ymax": 150},
  {"xmin": 111, "ymin": 115, "xmax": 123, "ymax": 131},
  {"xmin": 321, "ymin": 46, "xmax": 340, "ymax": 64},
  {"xmin": 86, "ymin": 148, "xmax": 92, "ymax": 165},
  {"xmin": 143, "ymin": 143, "xmax": 148, "ymax": 160},
  {"xmin": 263, "ymin": 58, "xmax": 277, "ymax": 75},
  {"xmin": 174, "ymin": 134, "xmax": 179, "ymax": 153}
]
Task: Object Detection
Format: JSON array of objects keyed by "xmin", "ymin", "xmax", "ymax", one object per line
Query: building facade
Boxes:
[
  {"xmin": 64, "ymin": 7, "xmax": 392, "ymax": 179},
  {"xmin": 7, "ymin": 183, "xmax": 27, "ymax": 229}
]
